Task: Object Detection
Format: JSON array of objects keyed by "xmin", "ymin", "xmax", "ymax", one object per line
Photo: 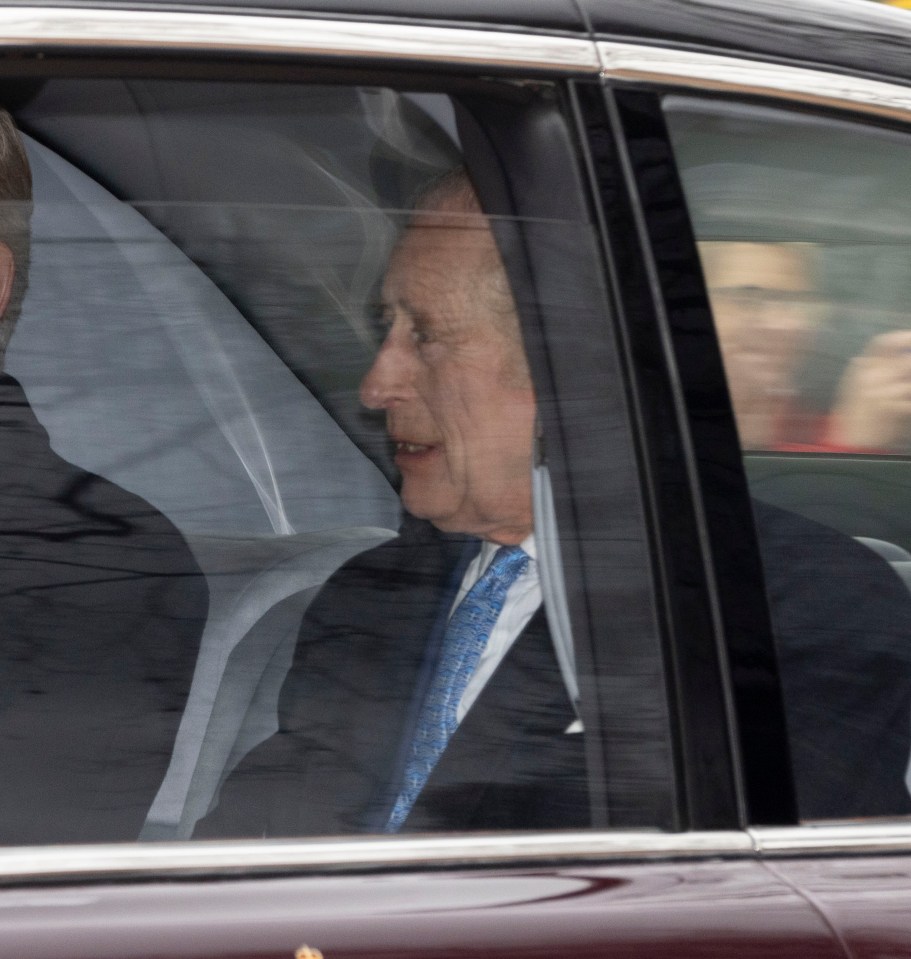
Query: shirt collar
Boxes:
[{"xmin": 477, "ymin": 532, "xmax": 537, "ymax": 567}]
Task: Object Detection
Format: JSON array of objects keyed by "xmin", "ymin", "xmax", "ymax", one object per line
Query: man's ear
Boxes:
[{"xmin": 0, "ymin": 243, "xmax": 14, "ymax": 319}]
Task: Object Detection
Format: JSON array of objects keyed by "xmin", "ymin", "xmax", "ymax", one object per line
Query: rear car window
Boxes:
[{"xmin": 666, "ymin": 95, "xmax": 911, "ymax": 821}]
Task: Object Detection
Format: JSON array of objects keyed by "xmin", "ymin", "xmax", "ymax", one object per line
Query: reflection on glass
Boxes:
[
  {"xmin": 829, "ymin": 327, "xmax": 911, "ymax": 453},
  {"xmin": 670, "ymin": 97, "xmax": 911, "ymax": 827},
  {"xmin": 1, "ymin": 76, "xmax": 600, "ymax": 845},
  {"xmin": 1, "ymin": 82, "xmax": 456, "ymax": 844},
  {"xmin": 701, "ymin": 240, "xmax": 823, "ymax": 450},
  {"xmin": 703, "ymin": 240, "xmax": 911, "ymax": 454},
  {"xmin": 0, "ymin": 109, "xmax": 210, "ymax": 846}
]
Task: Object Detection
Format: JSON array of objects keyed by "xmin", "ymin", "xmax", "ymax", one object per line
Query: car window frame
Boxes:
[
  {"xmin": 0, "ymin": 7, "xmax": 694, "ymax": 879},
  {"xmin": 455, "ymin": 78, "xmax": 680, "ymax": 831},
  {"xmin": 593, "ymin": 42, "xmax": 911, "ymax": 837}
]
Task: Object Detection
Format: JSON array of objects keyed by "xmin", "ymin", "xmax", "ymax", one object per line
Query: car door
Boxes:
[
  {"xmin": 0, "ymin": 2, "xmax": 891, "ymax": 957},
  {"xmin": 582, "ymin": 9, "xmax": 911, "ymax": 956}
]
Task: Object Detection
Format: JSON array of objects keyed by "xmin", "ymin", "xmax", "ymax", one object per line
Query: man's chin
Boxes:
[{"xmin": 400, "ymin": 486, "xmax": 449, "ymax": 527}]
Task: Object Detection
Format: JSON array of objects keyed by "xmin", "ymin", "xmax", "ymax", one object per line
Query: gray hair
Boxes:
[{"xmin": 412, "ymin": 167, "xmax": 520, "ymax": 340}]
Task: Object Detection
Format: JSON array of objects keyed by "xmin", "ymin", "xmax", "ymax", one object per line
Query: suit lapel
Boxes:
[
  {"xmin": 284, "ymin": 530, "xmax": 585, "ymax": 835},
  {"xmin": 405, "ymin": 608, "xmax": 583, "ymax": 831},
  {"xmin": 281, "ymin": 527, "xmax": 472, "ymax": 833}
]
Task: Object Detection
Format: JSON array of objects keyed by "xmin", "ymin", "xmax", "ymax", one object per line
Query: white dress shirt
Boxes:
[{"xmin": 453, "ymin": 533, "xmax": 542, "ymax": 723}]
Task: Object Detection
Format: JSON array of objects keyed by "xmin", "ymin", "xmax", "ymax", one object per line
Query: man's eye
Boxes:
[
  {"xmin": 411, "ymin": 324, "xmax": 435, "ymax": 346},
  {"xmin": 368, "ymin": 303, "xmax": 393, "ymax": 342}
]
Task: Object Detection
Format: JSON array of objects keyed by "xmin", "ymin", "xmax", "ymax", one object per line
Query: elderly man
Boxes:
[
  {"xmin": 200, "ymin": 168, "xmax": 911, "ymax": 837},
  {"xmin": 198, "ymin": 169, "xmax": 586, "ymax": 836}
]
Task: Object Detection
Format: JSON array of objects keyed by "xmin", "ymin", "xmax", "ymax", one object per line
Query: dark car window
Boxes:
[
  {"xmin": 665, "ymin": 95, "xmax": 911, "ymax": 822},
  {"xmin": 0, "ymin": 76, "xmax": 669, "ymax": 843}
]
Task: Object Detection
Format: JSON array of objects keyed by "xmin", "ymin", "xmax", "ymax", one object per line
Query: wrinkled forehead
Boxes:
[{"xmin": 383, "ymin": 213, "xmax": 503, "ymax": 300}]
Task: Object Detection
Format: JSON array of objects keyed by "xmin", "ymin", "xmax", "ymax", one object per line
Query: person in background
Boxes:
[
  {"xmin": 701, "ymin": 239, "xmax": 911, "ymax": 453},
  {"xmin": 0, "ymin": 108, "xmax": 208, "ymax": 844},
  {"xmin": 828, "ymin": 328, "xmax": 911, "ymax": 452},
  {"xmin": 700, "ymin": 240, "xmax": 823, "ymax": 449}
]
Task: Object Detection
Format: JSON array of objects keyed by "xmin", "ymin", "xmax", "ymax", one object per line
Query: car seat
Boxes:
[{"xmin": 11, "ymin": 136, "xmax": 399, "ymax": 839}]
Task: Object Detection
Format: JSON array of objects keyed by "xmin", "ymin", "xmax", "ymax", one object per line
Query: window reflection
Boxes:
[
  {"xmin": 702, "ymin": 239, "xmax": 911, "ymax": 455},
  {"xmin": 701, "ymin": 240, "xmax": 823, "ymax": 450},
  {"xmin": 829, "ymin": 327, "xmax": 911, "ymax": 453}
]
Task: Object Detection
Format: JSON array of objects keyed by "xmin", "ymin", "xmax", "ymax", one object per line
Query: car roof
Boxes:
[{"xmin": 580, "ymin": 0, "xmax": 911, "ymax": 87}]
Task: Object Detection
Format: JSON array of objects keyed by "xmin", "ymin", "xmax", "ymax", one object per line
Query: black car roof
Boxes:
[{"xmin": 580, "ymin": 0, "xmax": 911, "ymax": 88}]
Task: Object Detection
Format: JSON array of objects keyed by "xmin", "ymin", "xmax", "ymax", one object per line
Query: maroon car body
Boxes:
[{"xmin": 1, "ymin": 0, "xmax": 911, "ymax": 955}]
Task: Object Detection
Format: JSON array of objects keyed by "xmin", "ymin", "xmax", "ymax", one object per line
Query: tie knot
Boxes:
[{"xmin": 486, "ymin": 544, "xmax": 529, "ymax": 585}]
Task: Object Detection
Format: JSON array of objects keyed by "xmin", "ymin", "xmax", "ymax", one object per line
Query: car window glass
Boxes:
[
  {"xmin": 0, "ymin": 78, "xmax": 608, "ymax": 843},
  {"xmin": 666, "ymin": 96, "xmax": 911, "ymax": 822}
]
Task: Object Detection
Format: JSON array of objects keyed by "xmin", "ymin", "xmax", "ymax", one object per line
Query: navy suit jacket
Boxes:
[
  {"xmin": 198, "ymin": 517, "xmax": 586, "ymax": 837},
  {"xmin": 0, "ymin": 374, "xmax": 208, "ymax": 844},
  {"xmin": 199, "ymin": 503, "xmax": 911, "ymax": 837},
  {"xmin": 754, "ymin": 499, "xmax": 911, "ymax": 819}
]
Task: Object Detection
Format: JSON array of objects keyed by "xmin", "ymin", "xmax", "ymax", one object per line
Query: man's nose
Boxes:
[{"xmin": 359, "ymin": 331, "xmax": 415, "ymax": 410}]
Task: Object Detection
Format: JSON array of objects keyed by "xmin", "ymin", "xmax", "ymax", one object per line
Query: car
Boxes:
[{"xmin": 1, "ymin": 0, "xmax": 911, "ymax": 954}]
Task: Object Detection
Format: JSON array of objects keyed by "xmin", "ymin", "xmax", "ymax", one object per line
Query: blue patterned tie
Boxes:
[{"xmin": 385, "ymin": 545, "xmax": 530, "ymax": 832}]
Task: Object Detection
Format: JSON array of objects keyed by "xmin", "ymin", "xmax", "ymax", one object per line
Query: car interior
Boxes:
[
  {"xmin": 6, "ymin": 78, "xmax": 466, "ymax": 838},
  {"xmin": 3, "ymin": 75, "xmax": 911, "ymax": 840}
]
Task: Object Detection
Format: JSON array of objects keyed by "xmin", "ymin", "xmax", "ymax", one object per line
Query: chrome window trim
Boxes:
[
  {"xmin": 0, "ymin": 832, "xmax": 752, "ymax": 883},
  {"xmin": 6, "ymin": 825, "xmax": 911, "ymax": 883},
  {"xmin": 751, "ymin": 823, "xmax": 911, "ymax": 856},
  {"xmin": 0, "ymin": 7, "xmax": 599, "ymax": 73},
  {"xmin": 6, "ymin": 825, "xmax": 911, "ymax": 882},
  {"xmin": 598, "ymin": 41, "xmax": 911, "ymax": 121}
]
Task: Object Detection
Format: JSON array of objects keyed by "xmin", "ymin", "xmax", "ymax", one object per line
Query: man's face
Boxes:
[
  {"xmin": 359, "ymin": 208, "xmax": 536, "ymax": 544},
  {"xmin": 700, "ymin": 241, "xmax": 820, "ymax": 448}
]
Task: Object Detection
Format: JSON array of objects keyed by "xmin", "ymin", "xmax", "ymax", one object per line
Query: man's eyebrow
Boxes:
[
  {"xmin": 381, "ymin": 295, "xmax": 421, "ymax": 320},
  {"xmin": 365, "ymin": 298, "xmax": 391, "ymax": 338},
  {"xmin": 367, "ymin": 295, "xmax": 415, "ymax": 338}
]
